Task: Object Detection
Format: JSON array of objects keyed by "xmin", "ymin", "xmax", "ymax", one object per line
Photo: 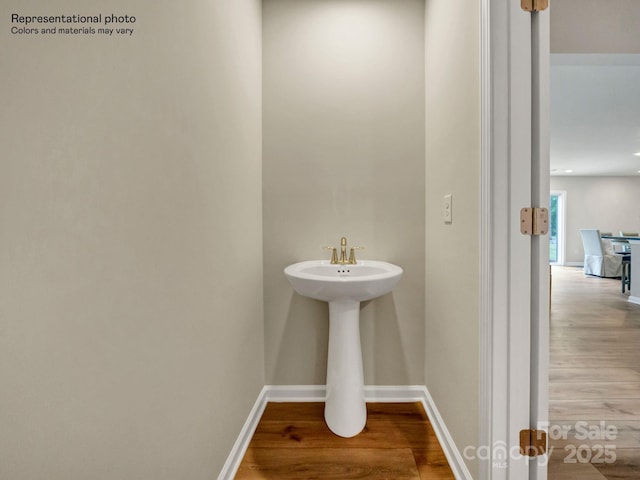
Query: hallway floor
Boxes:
[{"xmin": 549, "ymin": 266, "xmax": 640, "ymax": 479}]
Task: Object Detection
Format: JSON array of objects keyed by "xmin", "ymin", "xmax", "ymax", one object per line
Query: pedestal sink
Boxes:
[{"xmin": 284, "ymin": 259, "xmax": 403, "ymax": 437}]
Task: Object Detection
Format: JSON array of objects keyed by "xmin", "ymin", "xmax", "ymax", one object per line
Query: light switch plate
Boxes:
[{"xmin": 444, "ymin": 194, "xmax": 453, "ymax": 224}]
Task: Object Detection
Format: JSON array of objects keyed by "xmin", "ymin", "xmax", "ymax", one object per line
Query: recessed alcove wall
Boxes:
[{"xmin": 262, "ymin": 0, "xmax": 426, "ymax": 386}]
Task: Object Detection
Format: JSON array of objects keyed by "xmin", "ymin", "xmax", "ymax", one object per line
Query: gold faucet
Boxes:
[
  {"xmin": 339, "ymin": 236, "xmax": 348, "ymax": 264},
  {"xmin": 324, "ymin": 237, "xmax": 364, "ymax": 265}
]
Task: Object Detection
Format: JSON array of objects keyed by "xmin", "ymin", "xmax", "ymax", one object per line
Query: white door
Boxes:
[{"xmin": 481, "ymin": 1, "xmax": 549, "ymax": 479}]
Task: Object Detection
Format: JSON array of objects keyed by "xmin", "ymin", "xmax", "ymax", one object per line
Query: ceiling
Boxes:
[{"xmin": 551, "ymin": 54, "xmax": 640, "ymax": 176}]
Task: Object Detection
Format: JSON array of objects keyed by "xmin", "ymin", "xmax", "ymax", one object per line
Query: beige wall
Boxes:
[
  {"xmin": 2, "ymin": 0, "xmax": 485, "ymax": 477},
  {"xmin": 551, "ymin": 0, "xmax": 640, "ymax": 54},
  {"xmin": 0, "ymin": 1, "xmax": 263, "ymax": 479},
  {"xmin": 262, "ymin": 0, "xmax": 426, "ymax": 385},
  {"xmin": 424, "ymin": 0, "xmax": 480, "ymax": 476},
  {"xmin": 551, "ymin": 176, "xmax": 640, "ymax": 264}
]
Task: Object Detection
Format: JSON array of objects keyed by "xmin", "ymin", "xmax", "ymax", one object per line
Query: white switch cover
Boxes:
[{"xmin": 444, "ymin": 194, "xmax": 453, "ymax": 224}]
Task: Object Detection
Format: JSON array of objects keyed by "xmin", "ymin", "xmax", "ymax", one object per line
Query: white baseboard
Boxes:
[
  {"xmin": 628, "ymin": 296, "xmax": 640, "ymax": 305},
  {"xmin": 419, "ymin": 386, "xmax": 473, "ymax": 480},
  {"xmin": 564, "ymin": 262, "xmax": 583, "ymax": 267},
  {"xmin": 217, "ymin": 386, "xmax": 269, "ymax": 480},
  {"xmin": 218, "ymin": 385, "xmax": 472, "ymax": 480}
]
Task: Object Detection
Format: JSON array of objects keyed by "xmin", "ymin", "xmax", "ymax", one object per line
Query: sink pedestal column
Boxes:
[{"xmin": 325, "ymin": 298, "xmax": 366, "ymax": 437}]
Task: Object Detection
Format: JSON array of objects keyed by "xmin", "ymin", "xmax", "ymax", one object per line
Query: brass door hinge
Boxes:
[
  {"xmin": 520, "ymin": 207, "xmax": 549, "ymax": 236},
  {"xmin": 521, "ymin": 0, "xmax": 549, "ymax": 12},
  {"xmin": 520, "ymin": 429, "xmax": 547, "ymax": 457}
]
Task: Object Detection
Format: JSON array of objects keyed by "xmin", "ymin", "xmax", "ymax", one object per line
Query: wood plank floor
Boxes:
[
  {"xmin": 549, "ymin": 266, "xmax": 640, "ymax": 480},
  {"xmin": 237, "ymin": 266, "xmax": 640, "ymax": 479},
  {"xmin": 236, "ymin": 402, "xmax": 455, "ymax": 479}
]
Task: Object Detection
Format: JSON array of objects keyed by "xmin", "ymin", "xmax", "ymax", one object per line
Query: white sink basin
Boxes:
[
  {"xmin": 284, "ymin": 260, "xmax": 403, "ymax": 302},
  {"xmin": 284, "ymin": 259, "xmax": 403, "ymax": 438}
]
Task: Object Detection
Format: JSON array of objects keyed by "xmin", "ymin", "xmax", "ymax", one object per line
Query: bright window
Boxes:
[{"xmin": 549, "ymin": 191, "xmax": 566, "ymax": 265}]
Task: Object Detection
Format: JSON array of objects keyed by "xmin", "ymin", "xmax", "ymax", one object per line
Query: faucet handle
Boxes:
[
  {"xmin": 348, "ymin": 246, "xmax": 365, "ymax": 264},
  {"xmin": 322, "ymin": 245, "xmax": 339, "ymax": 264}
]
